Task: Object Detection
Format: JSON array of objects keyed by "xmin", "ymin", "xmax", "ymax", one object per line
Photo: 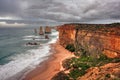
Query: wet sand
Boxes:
[{"xmin": 23, "ymin": 41, "xmax": 74, "ymax": 80}]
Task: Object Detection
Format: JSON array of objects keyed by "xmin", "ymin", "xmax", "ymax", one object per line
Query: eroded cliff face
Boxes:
[
  {"xmin": 58, "ymin": 24, "xmax": 76, "ymax": 47},
  {"xmin": 58, "ymin": 23, "xmax": 120, "ymax": 58}
]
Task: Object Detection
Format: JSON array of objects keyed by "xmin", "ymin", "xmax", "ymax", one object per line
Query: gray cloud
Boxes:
[
  {"xmin": 0, "ymin": 0, "xmax": 26, "ymax": 18},
  {"xmin": 0, "ymin": 0, "xmax": 120, "ymax": 26},
  {"xmin": 81, "ymin": 0, "xmax": 120, "ymax": 21}
]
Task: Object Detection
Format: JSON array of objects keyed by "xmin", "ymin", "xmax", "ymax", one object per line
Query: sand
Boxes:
[{"xmin": 23, "ymin": 41, "xmax": 74, "ymax": 80}]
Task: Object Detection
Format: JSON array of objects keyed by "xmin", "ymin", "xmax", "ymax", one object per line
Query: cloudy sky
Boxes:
[{"xmin": 0, "ymin": 0, "xmax": 120, "ymax": 27}]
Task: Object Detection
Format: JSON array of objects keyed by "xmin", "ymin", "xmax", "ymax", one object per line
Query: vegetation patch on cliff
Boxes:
[
  {"xmin": 52, "ymin": 54, "xmax": 120, "ymax": 80},
  {"xmin": 51, "ymin": 71, "xmax": 70, "ymax": 80},
  {"xmin": 65, "ymin": 44, "xmax": 75, "ymax": 52}
]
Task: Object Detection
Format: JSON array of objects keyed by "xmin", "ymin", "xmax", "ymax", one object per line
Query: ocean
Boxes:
[{"xmin": 0, "ymin": 27, "xmax": 58, "ymax": 80}]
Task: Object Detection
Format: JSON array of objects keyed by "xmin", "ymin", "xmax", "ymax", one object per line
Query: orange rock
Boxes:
[
  {"xmin": 58, "ymin": 24, "xmax": 120, "ymax": 58},
  {"xmin": 103, "ymin": 50, "xmax": 118, "ymax": 58},
  {"xmin": 78, "ymin": 63, "xmax": 120, "ymax": 80}
]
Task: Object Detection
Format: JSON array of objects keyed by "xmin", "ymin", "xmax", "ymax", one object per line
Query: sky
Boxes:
[{"xmin": 0, "ymin": 0, "xmax": 120, "ymax": 27}]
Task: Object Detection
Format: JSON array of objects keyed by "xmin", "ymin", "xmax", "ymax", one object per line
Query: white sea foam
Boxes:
[
  {"xmin": 48, "ymin": 31, "xmax": 59, "ymax": 44},
  {"xmin": 0, "ymin": 30, "xmax": 59, "ymax": 80},
  {"xmin": 23, "ymin": 38, "xmax": 49, "ymax": 41},
  {"xmin": 23, "ymin": 38, "xmax": 33, "ymax": 41},
  {"xmin": 23, "ymin": 35, "xmax": 46, "ymax": 41},
  {"xmin": 23, "ymin": 35, "xmax": 37, "ymax": 38},
  {"xmin": 51, "ymin": 31, "xmax": 59, "ymax": 36},
  {"xmin": 0, "ymin": 45, "xmax": 50, "ymax": 80}
]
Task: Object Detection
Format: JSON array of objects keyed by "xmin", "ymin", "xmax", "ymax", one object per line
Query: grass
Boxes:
[
  {"xmin": 62, "ymin": 54, "xmax": 120, "ymax": 80},
  {"xmin": 69, "ymin": 63, "xmax": 90, "ymax": 80},
  {"xmin": 69, "ymin": 68, "xmax": 85, "ymax": 80}
]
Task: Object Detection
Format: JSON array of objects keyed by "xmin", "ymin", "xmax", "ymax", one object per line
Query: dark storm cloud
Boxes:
[
  {"xmin": 0, "ymin": 0, "xmax": 120, "ymax": 26},
  {"xmin": 80, "ymin": 0, "xmax": 120, "ymax": 22},
  {"xmin": 0, "ymin": 0, "xmax": 24, "ymax": 17}
]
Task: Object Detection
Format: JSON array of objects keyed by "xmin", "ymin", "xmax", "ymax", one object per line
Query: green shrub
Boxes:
[
  {"xmin": 69, "ymin": 66, "xmax": 89, "ymax": 80},
  {"xmin": 73, "ymin": 63, "xmax": 90, "ymax": 70},
  {"xmin": 78, "ymin": 56, "xmax": 93, "ymax": 62},
  {"xmin": 61, "ymin": 53, "xmax": 120, "ymax": 80},
  {"xmin": 69, "ymin": 68, "xmax": 85, "ymax": 80},
  {"xmin": 62, "ymin": 58, "xmax": 73, "ymax": 70},
  {"xmin": 65, "ymin": 44, "xmax": 75, "ymax": 52},
  {"xmin": 51, "ymin": 71, "xmax": 70, "ymax": 80},
  {"xmin": 98, "ymin": 54, "xmax": 109, "ymax": 61},
  {"xmin": 68, "ymin": 58, "xmax": 90, "ymax": 79}
]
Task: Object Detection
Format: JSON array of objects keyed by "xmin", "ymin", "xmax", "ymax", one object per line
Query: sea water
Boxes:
[{"xmin": 0, "ymin": 27, "xmax": 58, "ymax": 80}]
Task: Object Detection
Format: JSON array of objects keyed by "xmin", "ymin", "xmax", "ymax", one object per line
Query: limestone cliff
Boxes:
[
  {"xmin": 58, "ymin": 24, "xmax": 76, "ymax": 47},
  {"xmin": 45, "ymin": 26, "xmax": 51, "ymax": 33},
  {"xmin": 58, "ymin": 23, "xmax": 120, "ymax": 58}
]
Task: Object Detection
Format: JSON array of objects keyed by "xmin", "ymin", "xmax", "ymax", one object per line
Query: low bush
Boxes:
[
  {"xmin": 51, "ymin": 71, "xmax": 70, "ymax": 80},
  {"xmin": 62, "ymin": 57, "xmax": 78, "ymax": 70},
  {"xmin": 69, "ymin": 68, "xmax": 85, "ymax": 79},
  {"xmin": 65, "ymin": 44, "xmax": 75, "ymax": 52},
  {"xmin": 62, "ymin": 54, "xmax": 120, "ymax": 80},
  {"xmin": 69, "ymin": 63, "xmax": 90, "ymax": 79}
]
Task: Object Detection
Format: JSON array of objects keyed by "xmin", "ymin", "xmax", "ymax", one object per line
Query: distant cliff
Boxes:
[{"xmin": 58, "ymin": 23, "xmax": 120, "ymax": 58}]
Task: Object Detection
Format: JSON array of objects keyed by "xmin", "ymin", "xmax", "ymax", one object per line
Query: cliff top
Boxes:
[{"xmin": 58, "ymin": 23, "xmax": 120, "ymax": 36}]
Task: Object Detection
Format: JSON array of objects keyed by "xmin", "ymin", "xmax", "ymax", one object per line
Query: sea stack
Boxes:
[
  {"xmin": 45, "ymin": 35, "xmax": 49, "ymax": 39},
  {"xmin": 39, "ymin": 26, "xmax": 44, "ymax": 35},
  {"xmin": 45, "ymin": 26, "xmax": 51, "ymax": 33}
]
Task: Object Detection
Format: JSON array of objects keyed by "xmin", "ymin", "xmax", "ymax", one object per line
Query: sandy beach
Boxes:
[{"xmin": 23, "ymin": 40, "xmax": 74, "ymax": 80}]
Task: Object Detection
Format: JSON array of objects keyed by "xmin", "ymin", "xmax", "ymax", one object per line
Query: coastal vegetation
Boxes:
[
  {"xmin": 52, "ymin": 53, "xmax": 120, "ymax": 80},
  {"xmin": 51, "ymin": 71, "xmax": 70, "ymax": 80},
  {"xmin": 65, "ymin": 44, "xmax": 75, "ymax": 52},
  {"xmin": 52, "ymin": 23, "xmax": 120, "ymax": 80},
  {"xmin": 64, "ymin": 55, "xmax": 120, "ymax": 79},
  {"xmin": 53, "ymin": 44, "xmax": 120, "ymax": 80}
]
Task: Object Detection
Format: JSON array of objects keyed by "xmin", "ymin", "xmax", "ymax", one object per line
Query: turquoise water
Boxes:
[{"xmin": 0, "ymin": 27, "xmax": 58, "ymax": 80}]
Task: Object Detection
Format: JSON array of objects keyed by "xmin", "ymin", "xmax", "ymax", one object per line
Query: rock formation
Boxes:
[
  {"xmin": 58, "ymin": 23, "xmax": 120, "ymax": 58},
  {"xmin": 78, "ymin": 62, "xmax": 120, "ymax": 80},
  {"xmin": 39, "ymin": 26, "xmax": 44, "ymax": 35},
  {"xmin": 58, "ymin": 24, "xmax": 76, "ymax": 47},
  {"xmin": 45, "ymin": 26, "xmax": 51, "ymax": 33}
]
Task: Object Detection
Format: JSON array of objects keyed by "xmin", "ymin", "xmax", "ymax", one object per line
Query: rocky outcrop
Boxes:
[
  {"xmin": 78, "ymin": 62, "xmax": 120, "ymax": 80},
  {"xmin": 58, "ymin": 23, "xmax": 120, "ymax": 58},
  {"xmin": 39, "ymin": 26, "xmax": 44, "ymax": 35},
  {"xmin": 45, "ymin": 26, "xmax": 51, "ymax": 33},
  {"xmin": 58, "ymin": 24, "xmax": 76, "ymax": 47}
]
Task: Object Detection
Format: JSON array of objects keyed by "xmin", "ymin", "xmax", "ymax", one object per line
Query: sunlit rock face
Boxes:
[
  {"xmin": 76, "ymin": 30, "xmax": 120, "ymax": 58},
  {"xmin": 45, "ymin": 26, "xmax": 51, "ymax": 33},
  {"xmin": 103, "ymin": 36, "xmax": 120, "ymax": 58},
  {"xmin": 58, "ymin": 23, "xmax": 120, "ymax": 58},
  {"xmin": 78, "ymin": 62, "xmax": 120, "ymax": 80},
  {"xmin": 58, "ymin": 24, "xmax": 76, "ymax": 47}
]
